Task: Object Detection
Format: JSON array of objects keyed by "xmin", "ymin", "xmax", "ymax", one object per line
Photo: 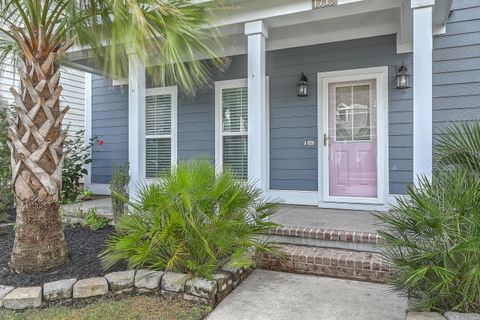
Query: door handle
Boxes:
[{"xmin": 324, "ymin": 134, "xmax": 328, "ymax": 146}]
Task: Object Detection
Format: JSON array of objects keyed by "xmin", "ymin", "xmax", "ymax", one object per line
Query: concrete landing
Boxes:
[
  {"xmin": 207, "ymin": 270, "xmax": 407, "ymax": 320},
  {"xmin": 271, "ymin": 205, "xmax": 384, "ymax": 233}
]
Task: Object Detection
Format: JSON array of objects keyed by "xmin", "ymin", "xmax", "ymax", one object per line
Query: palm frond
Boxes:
[{"xmin": 102, "ymin": 159, "xmax": 281, "ymax": 279}]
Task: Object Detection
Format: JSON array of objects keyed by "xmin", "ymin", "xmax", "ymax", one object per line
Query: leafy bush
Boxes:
[
  {"xmin": 378, "ymin": 120, "xmax": 480, "ymax": 313},
  {"xmin": 62, "ymin": 130, "xmax": 97, "ymax": 204},
  {"xmin": 110, "ymin": 162, "xmax": 130, "ymax": 223},
  {"xmin": 0, "ymin": 101, "xmax": 14, "ymax": 221},
  {"xmin": 82, "ymin": 208, "xmax": 109, "ymax": 230},
  {"xmin": 378, "ymin": 172, "xmax": 480, "ymax": 312},
  {"xmin": 435, "ymin": 121, "xmax": 480, "ymax": 173},
  {"xmin": 101, "ymin": 159, "xmax": 279, "ymax": 279}
]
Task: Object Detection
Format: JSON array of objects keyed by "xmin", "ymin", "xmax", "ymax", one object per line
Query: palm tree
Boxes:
[{"xmin": 0, "ymin": 0, "xmax": 224, "ymax": 273}]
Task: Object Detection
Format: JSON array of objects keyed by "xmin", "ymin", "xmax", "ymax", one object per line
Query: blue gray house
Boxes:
[{"xmin": 70, "ymin": 0, "xmax": 479, "ymax": 211}]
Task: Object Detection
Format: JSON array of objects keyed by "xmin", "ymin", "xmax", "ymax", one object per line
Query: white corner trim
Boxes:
[
  {"xmin": 143, "ymin": 86, "xmax": 179, "ymax": 179},
  {"xmin": 128, "ymin": 53, "xmax": 146, "ymax": 200},
  {"xmin": 214, "ymin": 78, "xmax": 248, "ymax": 172},
  {"xmin": 412, "ymin": 4, "xmax": 433, "ymax": 185},
  {"xmin": 244, "ymin": 20, "xmax": 269, "ymax": 37},
  {"xmin": 317, "ymin": 66, "xmax": 389, "ymax": 206},
  {"xmin": 90, "ymin": 183, "xmax": 111, "ymax": 195},
  {"xmin": 84, "ymin": 72, "xmax": 92, "ymax": 188}
]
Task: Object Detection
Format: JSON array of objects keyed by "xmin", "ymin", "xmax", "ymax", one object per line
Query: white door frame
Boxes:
[{"xmin": 317, "ymin": 66, "xmax": 389, "ymax": 205}]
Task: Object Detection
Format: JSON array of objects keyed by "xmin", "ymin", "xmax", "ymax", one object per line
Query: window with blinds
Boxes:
[
  {"xmin": 145, "ymin": 94, "xmax": 172, "ymax": 178},
  {"xmin": 221, "ymin": 86, "xmax": 248, "ymax": 179}
]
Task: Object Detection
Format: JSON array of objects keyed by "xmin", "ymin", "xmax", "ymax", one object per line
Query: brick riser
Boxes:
[
  {"xmin": 265, "ymin": 226, "xmax": 383, "ymax": 245},
  {"xmin": 258, "ymin": 245, "xmax": 393, "ymax": 283}
]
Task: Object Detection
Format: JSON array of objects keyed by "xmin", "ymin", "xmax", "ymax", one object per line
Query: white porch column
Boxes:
[
  {"xmin": 411, "ymin": 0, "xmax": 434, "ymax": 185},
  {"xmin": 245, "ymin": 20, "xmax": 269, "ymax": 191},
  {"xmin": 127, "ymin": 51, "xmax": 146, "ymax": 199}
]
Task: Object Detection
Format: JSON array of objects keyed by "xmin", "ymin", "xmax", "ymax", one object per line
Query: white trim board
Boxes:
[
  {"xmin": 317, "ymin": 66, "xmax": 389, "ymax": 207},
  {"xmin": 84, "ymin": 72, "xmax": 92, "ymax": 188},
  {"xmin": 90, "ymin": 183, "xmax": 111, "ymax": 195},
  {"xmin": 214, "ymin": 78, "xmax": 248, "ymax": 172},
  {"xmin": 143, "ymin": 86, "xmax": 178, "ymax": 181}
]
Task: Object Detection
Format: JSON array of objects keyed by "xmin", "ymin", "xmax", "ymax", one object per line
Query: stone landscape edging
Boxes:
[{"xmin": 0, "ymin": 264, "xmax": 252, "ymax": 310}]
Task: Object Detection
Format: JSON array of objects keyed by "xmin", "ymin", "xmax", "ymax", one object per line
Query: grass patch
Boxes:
[{"xmin": 0, "ymin": 295, "xmax": 210, "ymax": 320}]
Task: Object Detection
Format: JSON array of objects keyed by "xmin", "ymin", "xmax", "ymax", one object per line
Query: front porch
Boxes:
[
  {"xmin": 72, "ymin": 0, "xmax": 452, "ymax": 211},
  {"xmin": 63, "ymin": 197, "xmax": 383, "ymax": 234}
]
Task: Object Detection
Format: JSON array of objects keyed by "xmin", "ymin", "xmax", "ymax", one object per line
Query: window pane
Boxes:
[
  {"xmin": 146, "ymin": 95, "xmax": 171, "ymax": 136},
  {"xmin": 223, "ymin": 87, "xmax": 248, "ymax": 133},
  {"xmin": 223, "ymin": 135, "xmax": 248, "ymax": 179},
  {"xmin": 335, "ymin": 86, "xmax": 353, "ymax": 142},
  {"xmin": 146, "ymin": 138, "xmax": 171, "ymax": 178},
  {"xmin": 335, "ymin": 84, "xmax": 371, "ymax": 142},
  {"xmin": 352, "ymin": 85, "xmax": 371, "ymax": 141}
]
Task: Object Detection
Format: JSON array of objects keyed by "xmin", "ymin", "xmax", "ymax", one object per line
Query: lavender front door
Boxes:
[{"xmin": 327, "ymin": 79, "xmax": 377, "ymax": 198}]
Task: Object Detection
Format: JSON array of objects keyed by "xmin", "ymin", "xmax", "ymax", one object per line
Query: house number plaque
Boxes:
[{"xmin": 313, "ymin": 0, "xmax": 337, "ymax": 9}]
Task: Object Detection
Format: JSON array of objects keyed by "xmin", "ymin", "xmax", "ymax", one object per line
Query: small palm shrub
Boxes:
[
  {"xmin": 378, "ymin": 120, "xmax": 480, "ymax": 313},
  {"xmin": 101, "ymin": 159, "xmax": 279, "ymax": 279},
  {"xmin": 435, "ymin": 121, "xmax": 480, "ymax": 173}
]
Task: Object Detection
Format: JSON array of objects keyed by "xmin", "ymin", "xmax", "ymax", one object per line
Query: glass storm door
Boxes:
[{"xmin": 327, "ymin": 79, "xmax": 377, "ymax": 198}]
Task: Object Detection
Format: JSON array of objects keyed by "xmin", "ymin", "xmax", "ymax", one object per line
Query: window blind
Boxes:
[
  {"xmin": 222, "ymin": 86, "xmax": 248, "ymax": 179},
  {"xmin": 145, "ymin": 94, "xmax": 172, "ymax": 178}
]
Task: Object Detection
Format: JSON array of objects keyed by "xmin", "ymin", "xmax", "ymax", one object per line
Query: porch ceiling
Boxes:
[{"xmin": 64, "ymin": 0, "xmax": 452, "ymax": 73}]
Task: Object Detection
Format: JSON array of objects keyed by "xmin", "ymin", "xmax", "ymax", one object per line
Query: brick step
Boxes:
[
  {"xmin": 258, "ymin": 245, "xmax": 392, "ymax": 283},
  {"xmin": 264, "ymin": 226, "xmax": 384, "ymax": 253}
]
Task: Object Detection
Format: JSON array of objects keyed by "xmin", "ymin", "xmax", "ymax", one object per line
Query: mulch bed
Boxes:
[
  {"xmin": 0, "ymin": 225, "xmax": 126, "ymax": 287},
  {"xmin": 0, "ymin": 208, "xmax": 16, "ymax": 224}
]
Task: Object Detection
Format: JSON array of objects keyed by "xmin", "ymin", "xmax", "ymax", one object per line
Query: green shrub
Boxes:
[
  {"xmin": 0, "ymin": 101, "xmax": 14, "ymax": 221},
  {"xmin": 435, "ymin": 121, "xmax": 480, "ymax": 173},
  {"xmin": 101, "ymin": 159, "xmax": 279, "ymax": 279},
  {"xmin": 82, "ymin": 208, "xmax": 109, "ymax": 230},
  {"xmin": 378, "ymin": 172, "xmax": 480, "ymax": 313},
  {"xmin": 62, "ymin": 130, "xmax": 97, "ymax": 204},
  {"xmin": 110, "ymin": 162, "xmax": 130, "ymax": 223},
  {"xmin": 378, "ymin": 120, "xmax": 480, "ymax": 313}
]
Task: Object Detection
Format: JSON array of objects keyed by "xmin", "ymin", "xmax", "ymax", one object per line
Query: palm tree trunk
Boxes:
[{"xmin": 8, "ymin": 51, "xmax": 69, "ymax": 272}]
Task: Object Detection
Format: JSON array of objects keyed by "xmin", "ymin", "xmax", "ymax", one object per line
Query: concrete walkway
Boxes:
[
  {"xmin": 207, "ymin": 270, "xmax": 407, "ymax": 320},
  {"xmin": 62, "ymin": 197, "xmax": 113, "ymax": 219}
]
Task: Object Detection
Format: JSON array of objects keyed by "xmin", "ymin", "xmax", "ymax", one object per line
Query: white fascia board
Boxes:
[
  {"xmin": 411, "ymin": 0, "xmax": 434, "ymax": 9},
  {"xmin": 213, "ymin": 0, "xmax": 312, "ymax": 28}
]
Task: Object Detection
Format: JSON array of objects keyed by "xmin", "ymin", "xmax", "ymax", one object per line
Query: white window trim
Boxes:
[
  {"xmin": 215, "ymin": 78, "xmax": 248, "ymax": 173},
  {"xmin": 142, "ymin": 86, "xmax": 178, "ymax": 181},
  {"xmin": 317, "ymin": 66, "xmax": 389, "ymax": 206}
]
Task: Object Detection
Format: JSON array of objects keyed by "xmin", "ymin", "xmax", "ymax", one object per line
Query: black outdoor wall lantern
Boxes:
[
  {"xmin": 297, "ymin": 72, "xmax": 308, "ymax": 97},
  {"xmin": 396, "ymin": 63, "xmax": 411, "ymax": 89}
]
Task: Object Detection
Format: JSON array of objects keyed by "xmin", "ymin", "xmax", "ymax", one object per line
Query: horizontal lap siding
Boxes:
[
  {"xmin": 267, "ymin": 35, "xmax": 413, "ymax": 193},
  {"xmin": 177, "ymin": 55, "xmax": 248, "ymax": 161},
  {"xmin": 91, "ymin": 75, "xmax": 128, "ymax": 184},
  {"xmin": 61, "ymin": 68, "xmax": 86, "ymax": 134},
  {"xmin": 433, "ymin": 0, "xmax": 480, "ymax": 140},
  {"xmin": 90, "ymin": 37, "xmax": 415, "ymax": 194},
  {"xmin": 1, "ymin": 63, "xmax": 85, "ymax": 135}
]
